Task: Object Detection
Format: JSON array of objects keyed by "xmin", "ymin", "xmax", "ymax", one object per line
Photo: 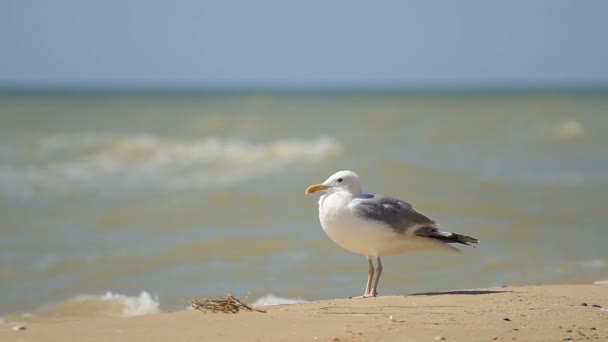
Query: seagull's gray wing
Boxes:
[
  {"xmin": 351, "ymin": 194, "xmax": 478, "ymax": 246},
  {"xmin": 351, "ymin": 194, "xmax": 435, "ymax": 234}
]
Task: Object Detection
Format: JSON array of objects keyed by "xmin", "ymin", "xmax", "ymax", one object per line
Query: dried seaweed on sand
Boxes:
[{"xmin": 190, "ymin": 295, "xmax": 266, "ymax": 314}]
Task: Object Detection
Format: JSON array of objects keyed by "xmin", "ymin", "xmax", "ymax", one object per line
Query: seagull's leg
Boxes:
[
  {"xmin": 364, "ymin": 256, "xmax": 374, "ymax": 296},
  {"xmin": 350, "ymin": 256, "xmax": 374, "ymax": 298},
  {"xmin": 371, "ymin": 257, "xmax": 383, "ymax": 297}
]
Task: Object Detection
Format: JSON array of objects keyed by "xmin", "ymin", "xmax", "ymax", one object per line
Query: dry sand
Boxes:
[{"xmin": 2, "ymin": 284, "xmax": 607, "ymax": 342}]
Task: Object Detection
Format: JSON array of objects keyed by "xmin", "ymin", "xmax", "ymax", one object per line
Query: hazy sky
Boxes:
[{"xmin": 1, "ymin": 0, "xmax": 607, "ymax": 87}]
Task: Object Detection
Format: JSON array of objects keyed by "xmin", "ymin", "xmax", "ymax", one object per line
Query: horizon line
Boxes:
[{"xmin": 1, "ymin": 81, "xmax": 608, "ymax": 93}]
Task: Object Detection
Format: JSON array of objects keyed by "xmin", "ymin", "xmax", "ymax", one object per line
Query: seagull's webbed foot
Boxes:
[{"xmin": 349, "ymin": 292, "xmax": 378, "ymax": 299}]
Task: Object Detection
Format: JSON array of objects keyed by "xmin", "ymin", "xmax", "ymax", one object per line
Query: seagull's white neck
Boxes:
[
  {"xmin": 319, "ymin": 187, "xmax": 357, "ymax": 202},
  {"xmin": 330, "ymin": 189, "xmax": 358, "ymax": 198}
]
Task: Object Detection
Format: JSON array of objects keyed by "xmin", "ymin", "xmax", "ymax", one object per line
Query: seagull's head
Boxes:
[{"xmin": 305, "ymin": 170, "xmax": 362, "ymax": 195}]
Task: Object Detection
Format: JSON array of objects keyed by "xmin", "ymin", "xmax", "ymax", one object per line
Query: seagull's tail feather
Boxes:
[{"xmin": 415, "ymin": 227, "xmax": 479, "ymax": 247}]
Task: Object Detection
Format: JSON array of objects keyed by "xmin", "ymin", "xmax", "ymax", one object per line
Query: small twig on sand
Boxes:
[{"xmin": 190, "ymin": 295, "xmax": 266, "ymax": 314}]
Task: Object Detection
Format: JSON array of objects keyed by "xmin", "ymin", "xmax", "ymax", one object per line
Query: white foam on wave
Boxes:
[
  {"xmin": 581, "ymin": 259, "xmax": 607, "ymax": 269},
  {"xmin": 1, "ymin": 291, "xmax": 160, "ymax": 324},
  {"xmin": 74, "ymin": 291, "xmax": 161, "ymax": 317},
  {"xmin": 0, "ymin": 133, "xmax": 342, "ymax": 197},
  {"xmin": 541, "ymin": 119, "xmax": 584, "ymax": 141},
  {"xmin": 252, "ymin": 294, "xmax": 308, "ymax": 306}
]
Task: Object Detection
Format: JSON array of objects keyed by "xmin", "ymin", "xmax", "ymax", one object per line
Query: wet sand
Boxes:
[{"xmin": 2, "ymin": 284, "xmax": 607, "ymax": 342}]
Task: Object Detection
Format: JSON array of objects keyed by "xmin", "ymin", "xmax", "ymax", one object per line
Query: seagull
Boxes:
[{"xmin": 305, "ymin": 170, "xmax": 479, "ymax": 298}]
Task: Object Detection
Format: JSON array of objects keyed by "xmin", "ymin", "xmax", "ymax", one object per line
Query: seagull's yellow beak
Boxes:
[{"xmin": 305, "ymin": 184, "xmax": 330, "ymax": 194}]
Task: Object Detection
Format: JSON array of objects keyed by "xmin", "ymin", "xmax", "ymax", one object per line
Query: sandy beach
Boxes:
[{"xmin": 2, "ymin": 284, "xmax": 607, "ymax": 342}]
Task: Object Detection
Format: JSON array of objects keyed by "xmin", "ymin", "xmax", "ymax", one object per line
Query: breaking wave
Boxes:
[
  {"xmin": 252, "ymin": 294, "xmax": 308, "ymax": 306},
  {"xmin": 0, "ymin": 133, "xmax": 342, "ymax": 197},
  {"xmin": 1, "ymin": 291, "xmax": 160, "ymax": 325},
  {"xmin": 543, "ymin": 119, "xmax": 584, "ymax": 141}
]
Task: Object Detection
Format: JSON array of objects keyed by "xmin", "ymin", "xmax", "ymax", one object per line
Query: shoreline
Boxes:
[{"xmin": 1, "ymin": 283, "xmax": 607, "ymax": 341}]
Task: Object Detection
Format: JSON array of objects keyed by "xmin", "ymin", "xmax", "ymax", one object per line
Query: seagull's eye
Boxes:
[{"xmin": 337, "ymin": 178, "xmax": 343, "ymax": 183}]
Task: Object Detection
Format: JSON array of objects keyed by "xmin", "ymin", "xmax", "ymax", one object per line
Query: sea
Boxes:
[{"xmin": 1, "ymin": 88, "xmax": 607, "ymax": 324}]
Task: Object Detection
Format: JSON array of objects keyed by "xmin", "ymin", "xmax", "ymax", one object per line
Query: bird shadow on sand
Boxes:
[{"xmin": 408, "ymin": 289, "xmax": 511, "ymax": 296}]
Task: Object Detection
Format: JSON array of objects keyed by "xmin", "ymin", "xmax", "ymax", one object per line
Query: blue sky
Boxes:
[{"xmin": 1, "ymin": 0, "xmax": 607, "ymax": 87}]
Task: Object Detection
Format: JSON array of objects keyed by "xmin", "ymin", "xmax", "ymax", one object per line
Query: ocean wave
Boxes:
[
  {"xmin": 0, "ymin": 133, "xmax": 342, "ymax": 197},
  {"xmin": 1, "ymin": 291, "xmax": 160, "ymax": 324},
  {"xmin": 580, "ymin": 259, "xmax": 607, "ymax": 269},
  {"xmin": 74, "ymin": 291, "xmax": 161, "ymax": 317},
  {"xmin": 252, "ymin": 294, "xmax": 308, "ymax": 306},
  {"xmin": 543, "ymin": 119, "xmax": 584, "ymax": 141}
]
